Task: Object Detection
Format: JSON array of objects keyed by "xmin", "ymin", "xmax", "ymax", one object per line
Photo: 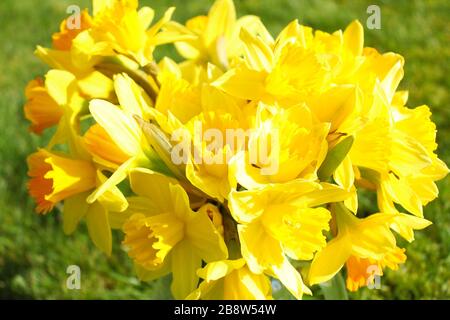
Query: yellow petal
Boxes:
[
  {"xmin": 224, "ymin": 265, "xmax": 273, "ymax": 300},
  {"xmin": 63, "ymin": 191, "xmax": 90, "ymax": 234},
  {"xmin": 204, "ymin": 0, "xmax": 236, "ymax": 48},
  {"xmin": 171, "ymin": 240, "xmax": 202, "ymax": 299},
  {"xmin": 87, "ymin": 157, "xmax": 136, "ymax": 204},
  {"xmin": 343, "ymin": 20, "xmax": 364, "ymax": 56},
  {"xmin": 271, "ymin": 257, "xmax": 311, "ymax": 299},
  {"xmin": 24, "ymin": 77, "xmax": 63, "ymax": 135},
  {"xmin": 227, "ymin": 15, "xmax": 274, "ymax": 58},
  {"xmin": 334, "ymin": 156, "xmax": 355, "ymax": 191},
  {"xmin": 86, "ymin": 201, "xmax": 112, "ymax": 256},
  {"xmin": 197, "ymin": 259, "xmax": 246, "ymax": 281},
  {"xmin": 238, "ymin": 223, "xmax": 284, "ymax": 274},
  {"xmin": 114, "ymin": 73, "xmax": 152, "ymax": 117},
  {"xmin": 292, "ymin": 182, "xmax": 351, "ymax": 208},
  {"xmin": 309, "ymin": 237, "xmax": 351, "ymax": 285},
  {"xmin": 134, "ymin": 259, "xmax": 171, "ymax": 282},
  {"xmin": 263, "ymin": 207, "xmax": 331, "ymax": 261},
  {"xmin": 212, "ymin": 66, "xmax": 267, "ymax": 101},
  {"xmin": 45, "ymin": 70, "xmax": 77, "ymax": 106},
  {"xmin": 239, "ymin": 27, "xmax": 273, "ymax": 72},
  {"xmin": 186, "ymin": 209, "xmax": 228, "ymax": 262},
  {"xmin": 92, "ymin": 0, "xmax": 115, "ymax": 15},
  {"xmin": 84, "ymin": 123, "xmax": 131, "ymax": 169},
  {"xmin": 138, "ymin": 6, "xmax": 155, "ymax": 29},
  {"xmin": 228, "ymin": 189, "xmax": 267, "ymax": 224},
  {"xmin": 97, "ymin": 171, "xmax": 128, "ymax": 212},
  {"xmin": 129, "ymin": 168, "xmax": 178, "ymax": 211},
  {"xmin": 381, "ymin": 173, "xmax": 423, "ymax": 217},
  {"xmin": 390, "ymin": 213, "xmax": 432, "ymax": 242},
  {"xmin": 89, "ymin": 99, "xmax": 142, "ymax": 156},
  {"xmin": 77, "ymin": 71, "xmax": 114, "ymax": 99}
]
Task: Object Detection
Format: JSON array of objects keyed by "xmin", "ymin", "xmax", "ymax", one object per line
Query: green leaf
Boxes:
[
  {"xmin": 318, "ymin": 135, "xmax": 354, "ymax": 181},
  {"xmin": 319, "ymin": 271, "xmax": 349, "ymax": 300}
]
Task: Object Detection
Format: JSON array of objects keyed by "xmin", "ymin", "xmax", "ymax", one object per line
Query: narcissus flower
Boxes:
[
  {"xmin": 27, "ymin": 148, "xmax": 127, "ymax": 255},
  {"xmin": 187, "ymin": 259, "xmax": 272, "ymax": 300},
  {"xmin": 24, "ymin": 78, "xmax": 63, "ymax": 134},
  {"xmin": 165, "ymin": 0, "xmax": 271, "ymax": 69},
  {"xmin": 229, "ymin": 180, "xmax": 350, "ymax": 299},
  {"xmin": 345, "ymin": 247, "xmax": 406, "ymax": 292},
  {"xmin": 122, "ymin": 168, "xmax": 227, "ymax": 299},
  {"xmin": 72, "ymin": 0, "xmax": 175, "ymax": 67},
  {"xmin": 308, "ymin": 203, "xmax": 430, "ymax": 286},
  {"xmin": 86, "ymin": 74, "xmax": 171, "ymax": 203},
  {"xmin": 27, "ymin": 149, "xmax": 96, "ymax": 214},
  {"xmin": 231, "ymin": 103, "xmax": 329, "ymax": 189},
  {"xmin": 25, "ymin": 0, "xmax": 448, "ymax": 300}
]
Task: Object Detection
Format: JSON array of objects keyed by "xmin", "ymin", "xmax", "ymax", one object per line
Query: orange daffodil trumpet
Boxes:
[{"xmin": 25, "ymin": 0, "xmax": 448, "ymax": 299}]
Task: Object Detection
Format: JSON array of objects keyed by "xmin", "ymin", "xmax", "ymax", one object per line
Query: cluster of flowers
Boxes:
[{"xmin": 25, "ymin": 0, "xmax": 448, "ymax": 299}]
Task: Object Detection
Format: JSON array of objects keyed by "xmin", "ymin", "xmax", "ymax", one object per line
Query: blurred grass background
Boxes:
[{"xmin": 0, "ymin": 0, "xmax": 448, "ymax": 299}]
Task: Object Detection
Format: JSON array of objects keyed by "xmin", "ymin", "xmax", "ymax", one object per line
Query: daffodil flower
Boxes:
[
  {"xmin": 164, "ymin": 0, "xmax": 272, "ymax": 69},
  {"xmin": 72, "ymin": 0, "xmax": 175, "ymax": 67},
  {"xmin": 187, "ymin": 259, "xmax": 272, "ymax": 300},
  {"xmin": 308, "ymin": 203, "xmax": 430, "ymax": 285},
  {"xmin": 230, "ymin": 103, "xmax": 329, "ymax": 189},
  {"xmin": 86, "ymin": 73, "xmax": 172, "ymax": 204},
  {"xmin": 24, "ymin": 78, "xmax": 63, "ymax": 135},
  {"xmin": 345, "ymin": 247, "xmax": 406, "ymax": 292},
  {"xmin": 212, "ymin": 20, "xmax": 335, "ymax": 104},
  {"xmin": 121, "ymin": 168, "xmax": 228, "ymax": 299},
  {"xmin": 229, "ymin": 180, "xmax": 350, "ymax": 299},
  {"xmin": 27, "ymin": 148, "xmax": 127, "ymax": 255}
]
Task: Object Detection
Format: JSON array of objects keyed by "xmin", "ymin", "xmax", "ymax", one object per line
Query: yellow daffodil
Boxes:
[
  {"xmin": 34, "ymin": 45, "xmax": 115, "ymax": 99},
  {"xmin": 377, "ymin": 98, "xmax": 449, "ymax": 217},
  {"xmin": 72, "ymin": 0, "xmax": 175, "ymax": 67},
  {"xmin": 27, "ymin": 148, "xmax": 127, "ymax": 255},
  {"xmin": 345, "ymin": 247, "xmax": 406, "ymax": 292},
  {"xmin": 229, "ymin": 180, "xmax": 350, "ymax": 299},
  {"xmin": 230, "ymin": 103, "xmax": 329, "ymax": 189},
  {"xmin": 24, "ymin": 78, "xmax": 63, "ymax": 134},
  {"xmin": 27, "ymin": 149, "xmax": 96, "ymax": 214},
  {"xmin": 164, "ymin": 0, "xmax": 272, "ymax": 69},
  {"xmin": 122, "ymin": 168, "xmax": 228, "ymax": 299},
  {"xmin": 183, "ymin": 110, "xmax": 244, "ymax": 201},
  {"xmin": 150, "ymin": 59, "xmax": 203, "ymax": 132},
  {"xmin": 86, "ymin": 73, "xmax": 171, "ymax": 204},
  {"xmin": 212, "ymin": 21, "xmax": 333, "ymax": 104},
  {"xmin": 150, "ymin": 57, "xmax": 244, "ymax": 134},
  {"xmin": 308, "ymin": 203, "xmax": 429, "ymax": 285},
  {"xmin": 187, "ymin": 259, "xmax": 272, "ymax": 300}
]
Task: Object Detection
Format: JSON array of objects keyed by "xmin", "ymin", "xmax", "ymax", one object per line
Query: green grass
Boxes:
[{"xmin": 0, "ymin": 0, "xmax": 448, "ymax": 299}]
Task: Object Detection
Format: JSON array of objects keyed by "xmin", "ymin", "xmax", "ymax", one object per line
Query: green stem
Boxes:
[
  {"xmin": 221, "ymin": 203, "xmax": 242, "ymax": 260},
  {"xmin": 95, "ymin": 56, "xmax": 159, "ymax": 102},
  {"xmin": 319, "ymin": 271, "xmax": 349, "ymax": 300}
]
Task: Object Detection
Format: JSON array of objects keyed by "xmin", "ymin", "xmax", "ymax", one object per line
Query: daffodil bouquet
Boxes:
[{"xmin": 24, "ymin": 0, "xmax": 448, "ymax": 300}]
